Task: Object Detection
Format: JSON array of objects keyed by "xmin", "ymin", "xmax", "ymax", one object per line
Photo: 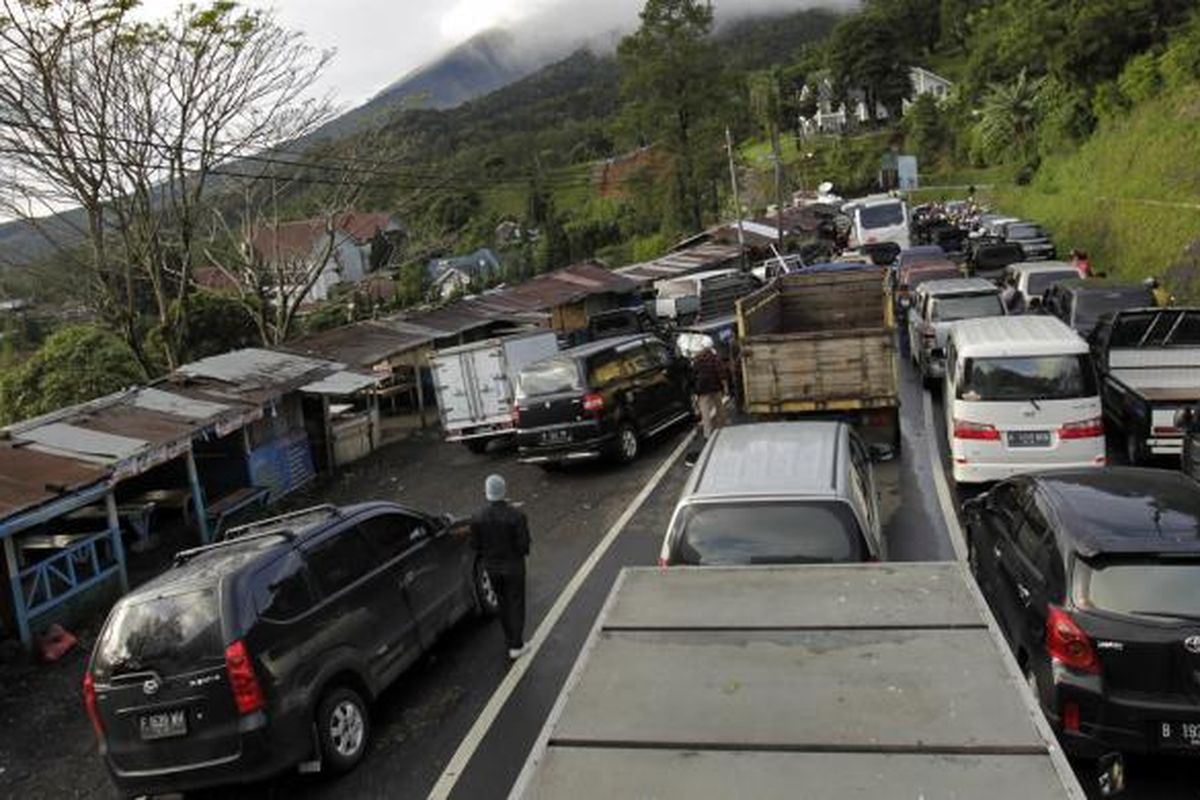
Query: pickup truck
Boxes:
[
  {"xmin": 736, "ymin": 268, "xmax": 901, "ymax": 452},
  {"xmin": 511, "ymin": 563, "xmax": 1086, "ymax": 800},
  {"xmin": 1089, "ymin": 307, "xmax": 1200, "ymax": 464},
  {"xmin": 430, "ymin": 330, "xmax": 559, "ymax": 453}
]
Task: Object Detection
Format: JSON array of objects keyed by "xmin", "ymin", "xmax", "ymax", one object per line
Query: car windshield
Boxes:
[
  {"xmin": 1007, "ymin": 224, "xmax": 1043, "ymax": 239},
  {"xmin": 674, "ymin": 502, "xmax": 864, "ymax": 565},
  {"xmin": 959, "ymin": 354, "xmax": 1097, "ymax": 401},
  {"xmin": 517, "ymin": 357, "xmax": 581, "ymax": 397},
  {"xmin": 1027, "ymin": 270, "xmax": 1079, "ymax": 296},
  {"xmin": 859, "ymin": 203, "xmax": 904, "ymax": 229},
  {"xmin": 92, "ymin": 589, "xmax": 222, "ymax": 679},
  {"xmin": 932, "ymin": 293, "xmax": 1004, "ymax": 321},
  {"xmin": 1075, "ymin": 559, "xmax": 1200, "ymax": 621},
  {"xmin": 1075, "ymin": 289, "xmax": 1154, "ymax": 329}
]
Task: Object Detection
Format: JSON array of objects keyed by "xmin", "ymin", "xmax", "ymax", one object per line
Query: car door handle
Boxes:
[{"xmin": 1016, "ymin": 583, "xmax": 1032, "ymax": 605}]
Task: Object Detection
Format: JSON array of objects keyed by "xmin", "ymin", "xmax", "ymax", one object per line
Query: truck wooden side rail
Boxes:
[
  {"xmin": 737, "ymin": 268, "xmax": 901, "ymax": 449},
  {"xmin": 511, "ymin": 564, "xmax": 1086, "ymax": 800}
]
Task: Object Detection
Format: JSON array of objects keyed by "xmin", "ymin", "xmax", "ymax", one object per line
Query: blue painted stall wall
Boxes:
[{"xmin": 248, "ymin": 431, "xmax": 316, "ymax": 502}]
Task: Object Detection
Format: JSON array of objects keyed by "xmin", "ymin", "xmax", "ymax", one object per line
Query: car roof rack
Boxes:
[
  {"xmin": 172, "ymin": 505, "xmax": 341, "ymax": 566},
  {"xmin": 222, "ymin": 504, "xmax": 341, "ymax": 540},
  {"xmin": 173, "ymin": 529, "xmax": 295, "ymax": 566}
]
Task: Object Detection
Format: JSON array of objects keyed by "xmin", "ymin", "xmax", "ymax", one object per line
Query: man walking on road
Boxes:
[
  {"xmin": 691, "ymin": 343, "xmax": 728, "ymax": 439},
  {"xmin": 471, "ymin": 474, "xmax": 531, "ymax": 660}
]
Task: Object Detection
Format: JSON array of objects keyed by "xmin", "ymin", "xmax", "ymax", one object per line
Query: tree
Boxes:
[
  {"xmin": 0, "ymin": 1, "xmax": 332, "ymax": 370},
  {"xmin": 618, "ymin": 0, "xmax": 727, "ymax": 233},
  {"xmin": 749, "ymin": 71, "xmax": 787, "ymax": 242},
  {"xmin": 827, "ymin": 12, "xmax": 913, "ymax": 123},
  {"xmin": 975, "ymin": 69, "xmax": 1045, "ymax": 165},
  {"xmin": 0, "ymin": 325, "xmax": 145, "ymax": 425},
  {"xmin": 903, "ymin": 94, "xmax": 948, "ymax": 164}
]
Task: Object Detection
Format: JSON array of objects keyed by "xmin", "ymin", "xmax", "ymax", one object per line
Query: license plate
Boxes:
[
  {"xmin": 540, "ymin": 430, "xmax": 569, "ymax": 444},
  {"xmin": 1157, "ymin": 721, "xmax": 1200, "ymax": 747},
  {"xmin": 1007, "ymin": 430, "xmax": 1051, "ymax": 448},
  {"xmin": 139, "ymin": 709, "xmax": 187, "ymax": 740}
]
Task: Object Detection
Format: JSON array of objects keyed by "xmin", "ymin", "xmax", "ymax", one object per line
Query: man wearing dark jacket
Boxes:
[
  {"xmin": 471, "ymin": 474, "xmax": 531, "ymax": 659},
  {"xmin": 691, "ymin": 344, "xmax": 728, "ymax": 438}
]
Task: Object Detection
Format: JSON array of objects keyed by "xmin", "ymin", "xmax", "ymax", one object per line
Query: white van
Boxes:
[
  {"xmin": 944, "ymin": 316, "xmax": 1105, "ymax": 483},
  {"xmin": 845, "ymin": 196, "xmax": 910, "ymax": 252}
]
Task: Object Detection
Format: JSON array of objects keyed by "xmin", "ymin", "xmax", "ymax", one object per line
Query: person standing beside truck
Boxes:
[
  {"xmin": 471, "ymin": 475, "xmax": 531, "ymax": 660},
  {"xmin": 691, "ymin": 344, "xmax": 728, "ymax": 438}
]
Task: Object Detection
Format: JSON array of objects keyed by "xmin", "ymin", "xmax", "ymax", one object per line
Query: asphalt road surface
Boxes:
[{"xmin": 12, "ymin": 342, "xmax": 1194, "ymax": 800}]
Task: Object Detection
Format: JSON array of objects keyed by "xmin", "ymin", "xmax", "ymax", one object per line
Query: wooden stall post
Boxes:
[
  {"xmin": 185, "ymin": 450, "xmax": 212, "ymax": 544},
  {"xmin": 105, "ymin": 492, "xmax": 130, "ymax": 592}
]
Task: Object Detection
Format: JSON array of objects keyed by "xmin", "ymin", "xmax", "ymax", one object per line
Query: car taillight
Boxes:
[
  {"xmin": 83, "ymin": 671, "xmax": 105, "ymax": 740},
  {"xmin": 583, "ymin": 393, "xmax": 604, "ymax": 413},
  {"xmin": 953, "ymin": 419, "xmax": 1000, "ymax": 441},
  {"xmin": 1062, "ymin": 700, "xmax": 1081, "ymax": 733},
  {"xmin": 1059, "ymin": 417, "xmax": 1104, "ymax": 440},
  {"xmin": 1152, "ymin": 425, "xmax": 1180, "ymax": 436},
  {"xmin": 1046, "ymin": 606, "xmax": 1100, "ymax": 674},
  {"xmin": 225, "ymin": 639, "xmax": 265, "ymax": 715}
]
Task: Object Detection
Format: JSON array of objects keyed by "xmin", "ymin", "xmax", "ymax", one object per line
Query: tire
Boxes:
[
  {"xmin": 316, "ymin": 686, "xmax": 370, "ymax": 775},
  {"xmin": 464, "ymin": 438, "xmax": 488, "ymax": 455},
  {"xmin": 613, "ymin": 423, "xmax": 639, "ymax": 464},
  {"xmin": 474, "ymin": 560, "xmax": 500, "ymax": 618}
]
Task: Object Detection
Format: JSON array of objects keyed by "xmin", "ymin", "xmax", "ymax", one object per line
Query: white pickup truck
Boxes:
[
  {"xmin": 430, "ymin": 330, "xmax": 558, "ymax": 453},
  {"xmin": 512, "ymin": 563, "xmax": 1086, "ymax": 799},
  {"xmin": 1090, "ymin": 307, "xmax": 1200, "ymax": 464}
]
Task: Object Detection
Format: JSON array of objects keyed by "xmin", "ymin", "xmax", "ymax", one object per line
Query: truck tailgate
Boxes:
[{"xmin": 514, "ymin": 564, "xmax": 1083, "ymax": 799}]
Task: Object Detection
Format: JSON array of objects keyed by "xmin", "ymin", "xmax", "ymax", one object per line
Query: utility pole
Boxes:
[
  {"xmin": 771, "ymin": 126, "xmax": 785, "ymax": 247},
  {"xmin": 725, "ymin": 126, "xmax": 747, "ymax": 270}
]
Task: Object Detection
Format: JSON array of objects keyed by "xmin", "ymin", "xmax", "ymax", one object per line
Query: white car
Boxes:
[{"xmin": 944, "ymin": 316, "xmax": 1105, "ymax": 484}]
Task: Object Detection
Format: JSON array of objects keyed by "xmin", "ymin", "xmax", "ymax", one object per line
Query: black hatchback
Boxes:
[
  {"xmin": 513, "ymin": 334, "xmax": 693, "ymax": 466},
  {"xmin": 963, "ymin": 468, "xmax": 1200, "ymax": 759},
  {"xmin": 83, "ymin": 503, "xmax": 497, "ymax": 796}
]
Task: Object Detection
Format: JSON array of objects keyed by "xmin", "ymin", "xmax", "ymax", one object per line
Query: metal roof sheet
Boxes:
[
  {"xmin": 132, "ymin": 387, "xmax": 230, "ymax": 420},
  {"xmin": 299, "ymin": 370, "xmax": 380, "ymax": 396},
  {"xmin": 618, "ymin": 243, "xmax": 742, "ymax": 285},
  {"xmin": 16, "ymin": 423, "xmax": 147, "ymax": 464},
  {"xmin": 178, "ymin": 348, "xmax": 340, "ymax": 388},
  {"xmin": 283, "ymin": 322, "xmax": 432, "ymax": 367},
  {"xmin": 0, "ymin": 445, "xmax": 108, "ymax": 521}
]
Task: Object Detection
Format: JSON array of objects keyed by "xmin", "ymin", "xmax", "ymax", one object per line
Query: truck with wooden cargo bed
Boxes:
[
  {"xmin": 510, "ymin": 563, "xmax": 1087, "ymax": 800},
  {"xmin": 735, "ymin": 267, "xmax": 901, "ymax": 451}
]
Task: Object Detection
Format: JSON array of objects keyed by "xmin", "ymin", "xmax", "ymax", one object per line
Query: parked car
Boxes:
[
  {"xmin": 944, "ymin": 315, "xmax": 1105, "ymax": 484},
  {"xmin": 83, "ymin": 503, "xmax": 497, "ymax": 797},
  {"xmin": 894, "ymin": 259, "xmax": 964, "ymax": 337},
  {"xmin": 513, "ymin": 334, "xmax": 693, "ymax": 466},
  {"xmin": 844, "ymin": 195, "xmax": 909, "ymax": 263},
  {"xmin": 963, "ymin": 468, "xmax": 1200, "ymax": 759},
  {"xmin": 659, "ymin": 421, "xmax": 885, "ymax": 566},
  {"xmin": 895, "ymin": 244, "xmax": 947, "ymax": 272},
  {"xmin": 1043, "ymin": 279, "xmax": 1156, "ymax": 337},
  {"xmin": 967, "ymin": 239, "xmax": 1026, "ymax": 280},
  {"xmin": 1004, "ymin": 221, "xmax": 1057, "ymax": 261},
  {"xmin": 907, "ymin": 277, "xmax": 1006, "ymax": 383},
  {"xmin": 999, "ymin": 262, "xmax": 1081, "ymax": 313},
  {"xmin": 585, "ymin": 306, "xmax": 665, "ymax": 343}
]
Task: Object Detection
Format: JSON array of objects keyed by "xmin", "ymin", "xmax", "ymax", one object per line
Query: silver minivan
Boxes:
[
  {"xmin": 908, "ymin": 277, "xmax": 1006, "ymax": 382},
  {"xmin": 659, "ymin": 422, "xmax": 885, "ymax": 566}
]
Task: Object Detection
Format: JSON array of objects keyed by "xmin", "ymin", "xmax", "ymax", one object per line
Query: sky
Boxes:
[{"xmin": 133, "ymin": 0, "xmax": 847, "ymax": 111}]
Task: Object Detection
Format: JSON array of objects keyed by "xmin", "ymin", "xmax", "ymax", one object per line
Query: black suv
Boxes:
[
  {"xmin": 963, "ymin": 468, "xmax": 1200, "ymax": 759},
  {"xmin": 1042, "ymin": 279, "xmax": 1155, "ymax": 337},
  {"xmin": 514, "ymin": 334, "xmax": 692, "ymax": 466},
  {"xmin": 83, "ymin": 503, "xmax": 497, "ymax": 796}
]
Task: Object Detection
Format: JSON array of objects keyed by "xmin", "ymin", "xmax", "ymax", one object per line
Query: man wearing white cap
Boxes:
[{"xmin": 470, "ymin": 474, "xmax": 531, "ymax": 659}]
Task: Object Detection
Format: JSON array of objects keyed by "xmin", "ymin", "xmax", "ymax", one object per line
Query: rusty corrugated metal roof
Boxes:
[
  {"xmin": 616, "ymin": 243, "xmax": 742, "ymax": 285},
  {"xmin": 282, "ymin": 321, "xmax": 432, "ymax": 368},
  {"xmin": 0, "ymin": 445, "xmax": 108, "ymax": 520}
]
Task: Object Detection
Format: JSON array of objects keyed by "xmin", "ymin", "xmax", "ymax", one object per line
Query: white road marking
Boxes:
[
  {"xmin": 922, "ymin": 389, "xmax": 967, "ymax": 561},
  {"xmin": 427, "ymin": 429, "xmax": 697, "ymax": 800}
]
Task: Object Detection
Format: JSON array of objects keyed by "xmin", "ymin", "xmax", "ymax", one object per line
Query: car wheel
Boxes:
[
  {"xmin": 317, "ymin": 686, "xmax": 370, "ymax": 775},
  {"xmin": 614, "ymin": 423, "xmax": 639, "ymax": 464},
  {"xmin": 474, "ymin": 560, "xmax": 500, "ymax": 617}
]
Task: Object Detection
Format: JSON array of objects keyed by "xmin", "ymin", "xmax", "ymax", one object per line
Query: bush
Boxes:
[
  {"xmin": 1118, "ymin": 51, "xmax": 1163, "ymax": 104},
  {"xmin": 1160, "ymin": 15, "xmax": 1200, "ymax": 90}
]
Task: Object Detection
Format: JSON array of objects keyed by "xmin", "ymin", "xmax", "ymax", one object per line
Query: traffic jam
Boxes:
[{"xmin": 79, "ymin": 191, "xmax": 1200, "ymax": 799}]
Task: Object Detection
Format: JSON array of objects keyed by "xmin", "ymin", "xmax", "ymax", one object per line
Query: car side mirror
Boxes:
[{"xmin": 868, "ymin": 443, "xmax": 895, "ymax": 463}]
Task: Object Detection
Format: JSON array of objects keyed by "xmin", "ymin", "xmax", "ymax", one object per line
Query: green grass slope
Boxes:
[{"xmin": 994, "ymin": 85, "xmax": 1200, "ymax": 299}]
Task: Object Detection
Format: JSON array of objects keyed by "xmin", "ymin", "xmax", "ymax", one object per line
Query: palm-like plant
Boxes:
[{"xmin": 976, "ymin": 69, "xmax": 1044, "ymax": 163}]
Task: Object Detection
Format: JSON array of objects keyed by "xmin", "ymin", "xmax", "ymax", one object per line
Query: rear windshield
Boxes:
[
  {"xmin": 932, "ymin": 293, "xmax": 1004, "ymax": 321},
  {"xmin": 859, "ymin": 203, "xmax": 904, "ymax": 229},
  {"xmin": 1027, "ymin": 270, "xmax": 1079, "ymax": 296},
  {"xmin": 1109, "ymin": 309, "xmax": 1200, "ymax": 347},
  {"xmin": 1007, "ymin": 224, "xmax": 1044, "ymax": 239},
  {"xmin": 517, "ymin": 357, "xmax": 581, "ymax": 398},
  {"xmin": 1075, "ymin": 560, "xmax": 1200, "ymax": 621},
  {"xmin": 958, "ymin": 354, "xmax": 1097, "ymax": 402},
  {"xmin": 674, "ymin": 502, "xmax": 864, "ymax": 565},
  {"xmin": 906, "ymin": 268, "xmax": 961, "ymax": 288},
  {"xmin": 92, "ymin": 589, "xmax": 222, "ymax": 680},
  {"xmin": 1075, "ymin": 289, "xmax": 1154, "ymax": 329}
]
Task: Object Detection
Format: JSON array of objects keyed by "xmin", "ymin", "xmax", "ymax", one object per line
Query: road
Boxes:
[{"xmin": 10, "ymin": 343, "xmax": 1193, "ymax": 799}]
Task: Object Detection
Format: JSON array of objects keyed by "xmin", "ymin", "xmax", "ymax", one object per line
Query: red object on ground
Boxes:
[{"xmin": 38, "ymin": 623, "xmax": 78, "ymax": 662}]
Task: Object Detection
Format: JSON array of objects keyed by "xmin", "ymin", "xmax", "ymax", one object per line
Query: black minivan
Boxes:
[
  {"xmin": 513, "ymin": 334, "xmax": 693, "ymax": 466},
  {"xmin": 963, "ymin": 468, "xmax": 1200, "ymax": 759},
  {"xmin": 84, "ymin": 503, "xmax": 496, "ymax": 796}
]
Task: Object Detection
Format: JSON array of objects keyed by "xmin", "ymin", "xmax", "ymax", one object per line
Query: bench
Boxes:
[{"xmin": 206, "ymin": 486, "xmax": 270, "ymax": 541}]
